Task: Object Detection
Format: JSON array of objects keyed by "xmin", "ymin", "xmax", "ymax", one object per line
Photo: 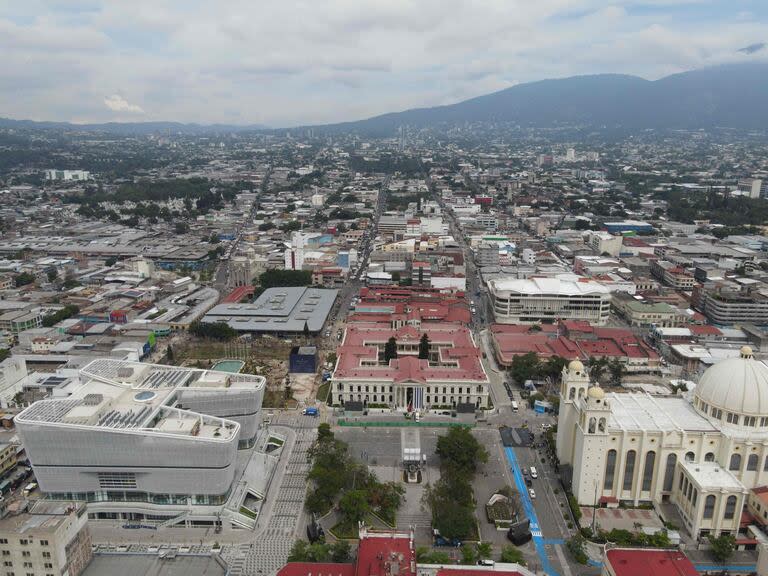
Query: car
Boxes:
[
  {"xmin": 529, "ymin": 489, "xmax": 536, "ymax": 499},
  {"xmin": 302, "ymin": 407, "xmax": 319, "ymax": 416},
  {"xmin": 324, "ymin": 330, "xmax": 331, "ymax": 337},
  {"xmin": 477, "ymin": 560, "xmax": 495, "ymax": 567},
  {"xmin": 525, "ymin": 477, "xmax": 532, "ymax": 487},
  {"xmin": 530, "ymin": 466, "xmax": 538, "ymax": 479}
]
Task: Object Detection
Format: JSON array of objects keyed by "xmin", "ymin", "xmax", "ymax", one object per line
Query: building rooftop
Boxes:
[
  {"xmin": 334, "ymin": 324, "xmax": 488, "ymax": 384},
  {"xmin": 0, "ymin": 500, "xmax": 86, "ymax": 535},
  {"xmin": 83, "ymin": 553, "xmax": 228, "ymax": 576},
  {"xmin": 681, "ymin": 461, "xmax": 745, "ymax": 491},
  {"xmin": 16, "ymin": 359, "xmax": 265, "ymax": 441},
  {"xmin": 606, "ymin": 392, "xmax": 717, "ymax": 433},
  {"xmin": 604, "ymin": 548, "xmax": 698, "ymax": 576},
  {"xmin": 489, "ymin": 276, "xmax": 611, "ymax": 296},
  {"xmin": 203, "ymin": 287, "xmax": 338, "ymax": 332}
]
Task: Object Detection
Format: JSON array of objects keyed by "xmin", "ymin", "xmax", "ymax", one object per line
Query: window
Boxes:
[
  {"xmin": 588, "ymin": 417, "xmax": 596, "ymax": 434},
  {"xmin": 39, "ymin": 541, "xmax": 48, "ymax": 547},
  {"xmin": 663, "ymin": 454, "xmax": 677, "ymax": 492},
  {"xmin": 703, "ymin": 495, "xmax": 716, "ymax": 519},
  {"xmin": 98, "ymin": 472, "xmax": 137, "ymax": 489},
  {"xmin": 712, "ymin": 408, "xmax": 722, "ymax": 420},
  {"xmin": 623, "ymin": 450, "xmax": 636, "ymax": 492},
  {"xmin": 724, "ymin": 495, "xmax": 738, "ymax": 520},
  {"xmin": 729, "ymin": 453, "xmax": 742, "ymax": 471},
  {"xmin": 685, "ymin": 451, "xmax": 695, "ymax": 463},
  {"xmin": 642, "ymin": 451, "xmax": 656, "ymax": 492},
  {"xmin": 44, "ymin": 564, "xmax": 52, "ymax": 569},
  {"xmin": 20, "ymin": 553, "xmax": 29, "ymax": 559},
  {"xmin": 0, "ymin": 540, "xmax": 5, "ymax": 545},
  {"xmin": 41, "ymin": 553, "xmax": 50, "ymax": 559},
  {"xmin": 604, "ymin": 450, "xmax": 617, "ymax": 490},
  {"xmin": 748, "ymin": 454, "xmax": 759, "ymax": 471},
  {"xmin": 19, "ymin": 540, "xmax": 28, "ymax": 546},
  {"xmin": 705, "ymin": 452, "xmax": 715, "ymax": 462},
  {"xmin": 764, "ymin": 456, "xmax": 768, "ymax": 472},
  {"xmin": 692, "ymin": 489, "xmax": 698, "ymax": 507},
  {"xmin": 744, "ymin": 416, "xmax": 756, "ymax": 427}
]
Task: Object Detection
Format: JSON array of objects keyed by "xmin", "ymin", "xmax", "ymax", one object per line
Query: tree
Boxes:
[
  {"xmin": 460, "ymin": 545, "xmax": 477, "ymax": 565},
  {"xmin": 436, "ymin": 426, "xmax": 488, "ymax": 475},
  {"xmin": 174, "ymin": 222, "xmax": 190, "ymax": 234},
  {"xmin": 608, "ymin": 358, "xmax": 625, "ymax": 386},
  {"xmin": 708, "ymin": 533, "xmax": 735, "ymax": 564},
  {"xmin": 330, "ymin": 541, "xmax": 351, "ymax": 563},
  {"xmin": 338, "ymin": 489, "xmax": 370, "ymax": 524},
  {"xmin": 189, "ymin": 321, "xmax": 238, "ymax": 341},
  {"xmin": 476, "ymin": 542, "xmax": 492, "ymax": 560},
  {"xmin": 587, "ymin": 356, "xmax": 608, "ymax": 383},
  {"xmin": 384, "ymin": 336, "xmax": 398, "ymax": 363},
  {"xmin": 510, "ymin": 352, "xmax": 539, "ymax": 386},
  {"xmin": 500, "ymin": 545, "xmax": 525, "ymax": 565},
  {"xmin": 418, "ymin": 334, "xmax": 430, "ymax": 360},
  {"xmin": 209, "ymin": 233, "xmax": 220, "ymax": 244},
  {"xmin": 42, "ymin": 305, "xmax": 80, "ymax": 327},
  {"xmin": 317, "ymin": 423, "xmax": 334, "ymax": 442},
  {"xmin": 46, "ymin": 268, "xmax": 58, "ymax": 283},
  {"xmin": 166, "ymin": 345, "xmax": 175, "ymax": 363},
  {"xmin": 14, "ymin": 272, "xmax": 35, "ymax": 287}
]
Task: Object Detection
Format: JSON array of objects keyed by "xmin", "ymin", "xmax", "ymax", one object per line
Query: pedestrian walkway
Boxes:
[{"xmin": 227, "ymin": 428, "xmax": 316, "ymax": 576}]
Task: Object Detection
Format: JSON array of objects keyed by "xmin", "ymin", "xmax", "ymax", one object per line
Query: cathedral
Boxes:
[{"xmin": 556, "ymin": 347, "xmax": 768, "ymax": 540}]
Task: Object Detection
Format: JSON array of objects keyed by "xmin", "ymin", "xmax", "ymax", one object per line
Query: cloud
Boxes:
[
  {"xmin": 1, "ymin": 1, "xmax": 768, "ymax": 126},
  {"xmin": 738, "ymin": 42, "xmax": 766, "ymax": 54},
  {"xmin": 103, "ymin": 94, "xmax": 144, "ymax": 114}
]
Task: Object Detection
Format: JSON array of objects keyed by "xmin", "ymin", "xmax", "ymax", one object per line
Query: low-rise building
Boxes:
[
  {"xmin": 0, "ymin": 500, "xmax": 92, "ymax": 576},
  {"xmin": 332, "ymin": 324, "xmax": 489, "ymax": 411}
]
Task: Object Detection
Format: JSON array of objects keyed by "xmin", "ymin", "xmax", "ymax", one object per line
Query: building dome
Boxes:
[
  {"xmin": 694, "ymin": 347, "xmax": 768, "ymax": 419},
  {"xmin": 569, "ymin": 359, "xmax": 585, "ymax": 373},
  {"xmin": 587, "ymin": 386, "xmax": 605, "ymax": 400}
]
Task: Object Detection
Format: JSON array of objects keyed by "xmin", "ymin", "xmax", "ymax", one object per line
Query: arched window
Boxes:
[
  {"xmin": 569, "ymin": 387, "xmax": 576, "ymax": 400},
  {"xmin": 704, "ymin": 452, "xmax": 715, "ymax": 462},
  {"xmin": 642, "ymin": 451, "xmax": 656, "ymax": 492},
  {"xmin": 687, "ymin": 482, "xmax": 693, "ymax": 501},
  {"xmin": 588, "ymin": 417, "xmax": 596, "ymax": 434},
  {"xmin": 692, "ymin": 489, "xmax": 698, "ymax": 507},
  {"xmin": 598, "ymin": 418, "xmax": 606, "ymax": 433},
  {"xmin": 724, "ymin": 495, "xmax": 738, "ymax": 520},
  {"xmin": 764, "ymin": 456, "xmax": 768, "ymax": 472},
  {"xmin": 685, "ymin": 451, "xmax": 695, "ymax": 463},
  {"xmin": 729, "ymin": 453, "xmax": 742, "ymax": 471},
  {"xmin": 663, "ymin": 454, "xmax": 677, "ymax": 492},
  {"xmin": 747, "ymin": 454, "xmax": 758, "ymax": 471},
  {"xmin": 703, "ymin": 495, "xmax": 716, "ymax": 519},
  {"xmin": 604, "ymin": 450, "xmax": 617, "ymax": 491},
  {"xmin": 623, "ymin": 450, "xmax": 636, "ymax": 492}
]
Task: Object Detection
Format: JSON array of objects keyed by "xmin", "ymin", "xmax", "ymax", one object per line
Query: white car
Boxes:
[{"xmin": 529, "ymin": 489, "xmax": 536, "ymax": 499}]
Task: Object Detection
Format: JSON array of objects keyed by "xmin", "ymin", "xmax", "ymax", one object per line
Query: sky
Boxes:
[{"xmin": 1, "ymin": 0, "xmax": 767, "ymax": 127}]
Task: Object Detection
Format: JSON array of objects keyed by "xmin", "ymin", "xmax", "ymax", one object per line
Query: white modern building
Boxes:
[
  {"xmin": 557, "ymin": 348, "xmax": 768, "ymax": 540},
  {"xmin": 584, "ymin": 231, "xmax": 623, "ymax": 257},
  {"xmin": 488, "ymin": 276, "xmax": 612, "ymax": 325},
  {"xmin": 16, "ymin": 359, "xmax": 268, "ymax": 528},
  {"xmin": 45, "ymin": 169, "xmax": 91, "ymax": 181}
]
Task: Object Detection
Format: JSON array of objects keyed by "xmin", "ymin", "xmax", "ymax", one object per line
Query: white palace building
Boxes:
[{"xmin": 557, "ymin": 347, "xmax": 768, "ymax": 540}]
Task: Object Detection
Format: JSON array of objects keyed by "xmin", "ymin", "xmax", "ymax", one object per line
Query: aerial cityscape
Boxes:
[{"xmin": 2, "ymin": 3, "xmax": 768, "ymax": 576}]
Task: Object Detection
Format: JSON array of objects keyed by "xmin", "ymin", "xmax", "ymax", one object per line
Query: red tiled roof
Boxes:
[
  {"xmin": 334, "ymin": 323, "xmax": 487, "ymax": 383},
  {"xmin": 277, "ymin": 563, "xmax": 354, "ymax": 576},
  {"xmin": 604, "ymin": 549, "xmax": 699, "ymax": 576},
  {"xmin": 355, "ymin": 535, "xmax": 415, "ymax": 576}
]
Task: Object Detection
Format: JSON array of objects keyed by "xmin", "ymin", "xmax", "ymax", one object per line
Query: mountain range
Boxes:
[
  {"xmin": 2, "ymin": 63, "xmax": 768, "ymax": 136},
  {"xmin": 317, "ymin": 62, "xmax": 768, "ymax": 135}
]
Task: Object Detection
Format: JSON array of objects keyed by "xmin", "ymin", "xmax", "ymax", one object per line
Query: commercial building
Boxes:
[
  {"xmin": 16, "ymin": 359, "xmax": 267, "ymax": 527},
  {"xmin": 488, "ymin": 277, "xmax": 611, "ymax": 325},
  {"xmin": 203, "ymin": 287, "xmax": 338, "ymax": 334},
  {"xmin": 332, "ymin": 324, "xmax": 489, "ymax": 412},
  {"xmin": 651, "ymin": 260, "xmax": 696, "ymax": 290},
  {"xmin": 0, "ymin": 500, "xmax": 92, "ymax": 576},
  {"xmin": 557, "ymin": 348, "xmax": 768, "ymax": 540},
  {"xmin": 45, "ymin": 169, "xmax": 91, "ymax": 181},
  {"xmin": 585, "ymin": 231, "xmax": 623, "ymax": 257},
  {"xmin": 603, "ymin": 221, "xmax": 654, "ymax": 235},
  {"xmin": 612, "ymin": 294, "xmax": 689, "ymax": 328},
  {"xmin": 698, "ymin": 283, "xmax": 768, "ymax": 326}
]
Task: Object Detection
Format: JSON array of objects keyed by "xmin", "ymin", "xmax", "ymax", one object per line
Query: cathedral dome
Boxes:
[
  {"xmin": 569, "ymin": 359, "xmax": 585, "ymax": 374},
  {"xmin": 694, "ymin": 346, "xmax": 768, "ymax": 419}
]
